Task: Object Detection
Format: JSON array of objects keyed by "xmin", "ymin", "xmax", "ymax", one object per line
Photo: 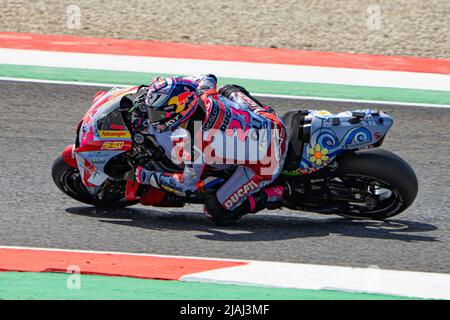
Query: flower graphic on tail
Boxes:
[{"xmin": 308, "ymin": 144, "xmax": 329, "ymax": 166}]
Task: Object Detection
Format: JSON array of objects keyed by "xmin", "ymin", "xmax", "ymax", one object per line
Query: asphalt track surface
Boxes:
[{"xmin": 0, "ymin": 80, "xmax": 449, "ymax": 273}]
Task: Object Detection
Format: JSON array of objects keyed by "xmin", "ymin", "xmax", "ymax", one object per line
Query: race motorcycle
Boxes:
[{"xmin": 52, "ymin": 86, "xmax": 418, "ymax": 221}]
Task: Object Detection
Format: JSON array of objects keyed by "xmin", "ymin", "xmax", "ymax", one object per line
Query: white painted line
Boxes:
[
  {"xmin": 252, "ymin": 93, "xmax": 450, "ymax": 109},
  {"xmin": 0, "ymin": 76, "xmax": 123, "ymax": 88},
  {"xmin": 1, "ymin": 48, "xmax": 449, "ymax": 91},
  {"xmin": 2, "ymin": 77, "xmax": 450, "ymax": 109},
  {"xmin": 181, "ymin": 261, "xmax": 450, "ymax": 300}
]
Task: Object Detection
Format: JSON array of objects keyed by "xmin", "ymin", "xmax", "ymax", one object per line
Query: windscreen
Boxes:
[{"xmin": 96, "ymin": 108, "xmax": 131, "ymax": 139}]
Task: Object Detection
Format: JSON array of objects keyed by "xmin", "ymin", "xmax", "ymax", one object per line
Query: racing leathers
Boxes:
[{"xmin": 136, "ymin": 75, "xmax": 288, "ymax": 225}]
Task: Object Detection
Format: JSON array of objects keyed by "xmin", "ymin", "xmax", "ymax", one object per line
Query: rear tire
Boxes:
[
  {"xmin": 334, "ymin": 148, "xmax": 418, "ymax": 220},
  {"xmin": 52, "ymin": 156, "xmax": 138, "ymax": 208}
]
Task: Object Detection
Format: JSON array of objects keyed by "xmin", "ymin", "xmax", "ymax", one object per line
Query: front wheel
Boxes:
[
  {"xmin": 52, "ymin": 156, "xmax": 139, "ymax": 208},
  {"xmin": 331, "ymin": 148, "xmax": 418, "ymax": 220}
]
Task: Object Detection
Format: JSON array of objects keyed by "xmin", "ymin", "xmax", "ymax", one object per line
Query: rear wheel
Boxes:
[
  {"xmin": 52, "ymin": 156, "xmax": 139, "ymax": 208},
  {"xmin": 332, "ymin": 148, "xmax": 418, "ymax": 220}
]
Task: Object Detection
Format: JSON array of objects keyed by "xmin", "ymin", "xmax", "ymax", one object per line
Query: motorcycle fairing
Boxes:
[
  {"xmin": 295, "ymin": 109, "xmax": 393, "ymax": 174},
  {"xmin": 75, "ymin": 86, "xmax": 138, "ymax": 188}
]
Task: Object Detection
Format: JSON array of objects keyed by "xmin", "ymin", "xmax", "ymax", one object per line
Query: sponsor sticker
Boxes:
[
  {"xmin": 224, "ymin": 180, "xmax": 259, "ymax": 209},
  {"xmin": 98, "ymin": 130, "xmax": 131, "ymax": 139},
  {"xmin": 91, "ymin": 158, "xmax": 107, "ymax": 165},
  {"xmin": 202, "ymin": 103, "xmax": 220, "ymax": 130},
  {"xmin": 101, "ymin": 141, "xmax": 125, "ymax": 150},
  {"xmin": 374, "ymin": 132, "xmax": 382, "ymax": 140}
]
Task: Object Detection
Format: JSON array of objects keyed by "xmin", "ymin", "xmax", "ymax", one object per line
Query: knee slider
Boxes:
[
  {"xmin": 205, "ymin": 194, "xmax": 224, "ymax": 219},
  {"xmin": 205, "ymin": 194, "xmax": 250, "ymax": 226},
  {"xmin": 205, "ymin": 194, "xmax": 231, "ymax": 225}
]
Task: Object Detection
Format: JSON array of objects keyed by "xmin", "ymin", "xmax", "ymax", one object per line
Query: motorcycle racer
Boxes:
[{"xmin": 133, "ymin": 74, "xmax": 288, "ymax": 226}]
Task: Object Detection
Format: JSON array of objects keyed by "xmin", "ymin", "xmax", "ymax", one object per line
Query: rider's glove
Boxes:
[
  {"xmin": 196, "ymin": 74, "xmax": 217, "ymax": 96},
  {"xmin": 135, "ymin": 166, "xmax": 160, "ymax": 188}
]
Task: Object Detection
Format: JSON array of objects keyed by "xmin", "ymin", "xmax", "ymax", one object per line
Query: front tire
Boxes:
[
  {"xmin": 52, "ymin": 156, "xmax": 138, "ymax": 208},
  {"xmin": 333, "ymin": 148, "xmax": 418, "ymax": 220}
]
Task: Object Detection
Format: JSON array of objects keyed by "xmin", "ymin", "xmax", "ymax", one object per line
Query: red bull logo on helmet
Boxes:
[{"xmin": 168, "ymin": 88, "xmax": 197, "ymax": 113}]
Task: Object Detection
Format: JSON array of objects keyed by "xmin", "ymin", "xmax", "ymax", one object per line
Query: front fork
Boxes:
[{"xmin": 125, "ymin": 179, "xmax": 140, "ymax": 201}]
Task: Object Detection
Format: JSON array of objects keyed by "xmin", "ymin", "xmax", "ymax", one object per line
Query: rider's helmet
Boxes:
[{"xmin": 143, "ymin": 77, "xmax": 199, "ymax": 132}]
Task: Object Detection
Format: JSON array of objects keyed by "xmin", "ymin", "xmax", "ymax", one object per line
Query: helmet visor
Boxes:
[{"xmin": 148, "ymin": 108, "xmax": 172, "ymax": 124}]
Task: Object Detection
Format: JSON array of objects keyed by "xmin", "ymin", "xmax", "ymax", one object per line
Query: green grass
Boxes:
[{"xmin": 0, "ymin": 272, "xmax": 419, "ymax": 300}]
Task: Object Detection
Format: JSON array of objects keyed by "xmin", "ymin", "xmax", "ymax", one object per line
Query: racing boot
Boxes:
[{"xmin": 205, "ymin": 185, "xmax": 288, "ymax": 226}]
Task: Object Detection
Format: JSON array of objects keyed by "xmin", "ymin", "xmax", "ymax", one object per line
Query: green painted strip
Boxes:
[
  {"xmin": 1, "ymin": 64, "xmax": 449, "ymax": 106},
  {"xmin": 0, "ymin": 272, "xmax": 418, "ymax": 300}
]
